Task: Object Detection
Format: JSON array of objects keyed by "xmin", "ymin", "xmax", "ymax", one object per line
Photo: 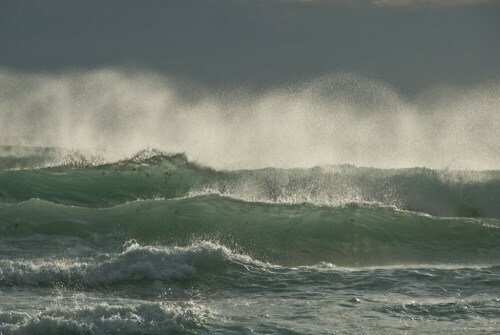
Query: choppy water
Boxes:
[{"xmin": 1, "ymin": 147, "xmax": 499, "ymax": 334}]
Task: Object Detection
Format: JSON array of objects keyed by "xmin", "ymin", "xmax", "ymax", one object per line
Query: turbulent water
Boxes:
[
  {"xmin": 1, "ymin": 146, "xmax": 500, "ymax": 334},
  {"xmin": 1, "ymin": 69, "xmax": 500, "ymax": 334}
]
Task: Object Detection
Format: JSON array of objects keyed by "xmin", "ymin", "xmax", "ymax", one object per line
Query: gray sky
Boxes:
[{"xmin": 1, "ymin": 0, "xmax": 499, "ymax": 95}]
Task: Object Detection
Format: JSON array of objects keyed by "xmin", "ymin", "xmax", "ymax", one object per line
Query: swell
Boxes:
[
  {"xmin": 1, "ymin": 149, "xmax": 500, "ymax": 219},
  {"xmin": 1, "ymin": 196, "xmax": 499, "ymax": 266}
]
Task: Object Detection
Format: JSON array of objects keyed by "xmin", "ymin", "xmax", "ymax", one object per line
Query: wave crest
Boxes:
[
  {"xmin": 0, "ymin": 301, "xmax": 213, "ymax": 335},
  {"xmin": 0, "ymin": 241, "xmax": 253, "ymax": 287},
  {"xmin": 3, "ymin": 147, "xmax": 500, "ymax": 218}
]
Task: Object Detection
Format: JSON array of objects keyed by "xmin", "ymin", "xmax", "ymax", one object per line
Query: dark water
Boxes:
[{"xmin": 1, "ymin": 147, "xmax": 500, "ymax": 334}]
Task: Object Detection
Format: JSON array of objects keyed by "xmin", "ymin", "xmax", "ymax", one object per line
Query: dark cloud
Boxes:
[{"xmin": 1, "ymin": 0, "xmax": 499, "ymax": 95}]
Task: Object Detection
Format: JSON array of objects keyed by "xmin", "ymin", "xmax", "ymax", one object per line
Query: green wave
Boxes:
[
  {"xmin": 1, "ymin": 195, "xmax": 499, "ymax": 267},
  {"xmin": 0, "ymin": 153, "xmax": 193, "ymax": 207},
  {"xmin": 1, "ymin": 151, "xmax": 500, "ymax": 219}
]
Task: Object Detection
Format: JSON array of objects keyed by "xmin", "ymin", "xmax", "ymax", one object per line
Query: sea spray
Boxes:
[{"xmin": 1, "ymin": 69, "xmax": 499, "ymax": 170}]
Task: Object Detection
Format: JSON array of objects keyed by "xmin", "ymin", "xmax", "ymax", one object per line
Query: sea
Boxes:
[
  {"xmin": 1, "ymin": 71, "xmax": 500, "ymax": 334},
  {"xmin": 0, "ymin": 145, "xmax": 499, "ymax": 334}
]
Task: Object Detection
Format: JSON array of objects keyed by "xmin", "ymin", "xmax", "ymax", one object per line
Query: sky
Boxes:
[{"xmin": 1, "ymin": 0, "xmax": 499, "ymax": 96}]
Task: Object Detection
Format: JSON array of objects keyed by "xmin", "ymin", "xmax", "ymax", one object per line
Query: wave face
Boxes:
[{"xmin": 1, "ymin": 149, "xmax": 500, "ymax": 218}]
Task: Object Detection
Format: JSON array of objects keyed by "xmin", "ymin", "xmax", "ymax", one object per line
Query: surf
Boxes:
[{"xmin": 1, "ymin": 148, "xmax": 500, "ymax": 219}]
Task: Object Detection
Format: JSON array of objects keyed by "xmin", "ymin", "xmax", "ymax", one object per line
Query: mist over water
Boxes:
[{"xmin": 1, "ymin": 68, "xmax": 499, "ymax": 170}]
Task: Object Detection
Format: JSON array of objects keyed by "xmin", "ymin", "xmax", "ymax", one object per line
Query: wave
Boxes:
[
  {"xmin": 0, "ymin": 301, "xmax": 213, "ymax": 335},
  {"xmin": 0, "ymin": 241, "xmax": 247, "ymax": 287},
  {"xmin": 1, "ymin": 149, "xmax": 500, "ymax": 219},
  {"xmin": 1, "ymin": 196, "xmax": 499, "ymax": 266},
  {"xmin": 2, "ymin": 239, "xmax": 499, "ymax": 293}
]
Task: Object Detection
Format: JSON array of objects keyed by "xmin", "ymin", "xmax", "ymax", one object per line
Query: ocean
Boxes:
[
  {"xmin": 1, "ymin": 69, "xmax": 500, "ymax": 334},
  {"xmin": 1, "ymin": 145, "xmax": 499, "ymax": 334}
]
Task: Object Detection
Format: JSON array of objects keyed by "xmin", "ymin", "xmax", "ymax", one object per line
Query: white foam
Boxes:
[
  {"xmin": 0, "ymin": 301, "xmax": 214, "ymax": 334},
  {"xmin": 0, "ymin": 241, "xmax": 257, "ymax": 286}
]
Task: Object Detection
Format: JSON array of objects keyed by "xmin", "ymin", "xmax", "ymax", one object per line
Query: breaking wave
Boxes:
[{"xmin": 1, "ymin": 149, "xmax": 500, "ymax": 219}]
